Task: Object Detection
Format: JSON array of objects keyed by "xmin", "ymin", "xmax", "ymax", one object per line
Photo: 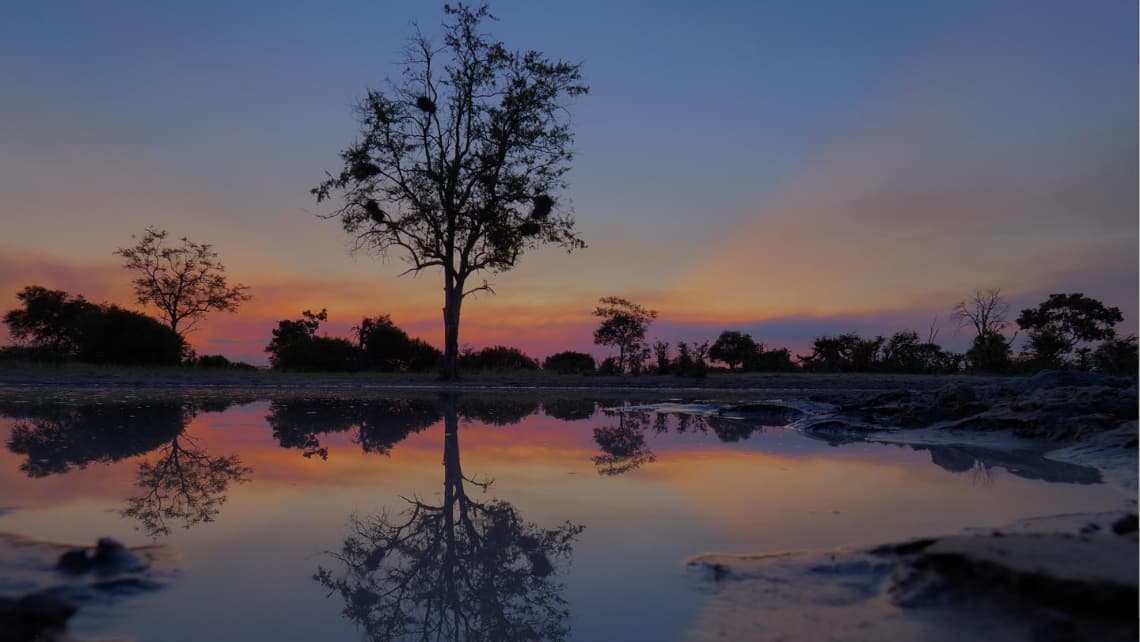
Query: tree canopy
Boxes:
[
  {"xmin": 1017, "ymin": 293, "xmax": 1124, "ymax": 367},
  {"xmin": 313, "ymin": 4, "xmax": 588, "ymax": 379},
  {"xmin": 592, "ymin": 297, "xmax": 657, "ymax": 373},
  {"xmin": 114, "ymin": 227, "xmax": 251, "ymax": 335}
]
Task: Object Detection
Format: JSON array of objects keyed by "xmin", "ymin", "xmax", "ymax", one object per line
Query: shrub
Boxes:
[
  {"xmin": 542, "ymin": 351, "xmax": 595, "ymax": 374},
  {"xmin": 271, "ymin": 336, "xmax": 360, "ymax": 372},
  {"xmin": 1092, "ymin": 335, "xmax": 1138, "ymax": 376},
  {"xmin": 460, "ymin": 345, "xmax": 539, "ymax": 371},
  {"xmin": 356, "ymin": 315, "xmax": 441, "ymax": 372},
  {"xmin": 74, "ymin": 306, "xmax": 184, "ymax": 366}
]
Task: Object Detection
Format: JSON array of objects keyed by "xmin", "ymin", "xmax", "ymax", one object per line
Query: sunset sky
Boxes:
[{"xmin": 2, "ymin": 0, "xmax": 1135, "ymax": 364}]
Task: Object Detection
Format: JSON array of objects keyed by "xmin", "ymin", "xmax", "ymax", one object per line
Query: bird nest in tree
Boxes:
[{"xmin": 415, "ymin": 96, "xmax": 437, "ymax": 114}]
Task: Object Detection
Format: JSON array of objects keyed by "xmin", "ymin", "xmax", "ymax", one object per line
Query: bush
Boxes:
[
  {"xmin": 356, "ymin": 315, "xmax": 441, "ymax": 372},
  {"xmin": 271, "ymin": 336, "xmax": 360, "ymax": 372},
  {"xmin": 597, "ymin": 356, "xmax": 621, "ymax": 375},
  {"xmin": 460, "ymin": 345, "xmax": 539, "ymax": 371},
  {"xmin": 542, "ymin": 351, "xmax": 595, "ymax": 374},
  {"xmin": 1092, "ymin": 336, "xmax": 1138, "ymax": 376},
  {"xmin": 74, "ymin": 306, "xmax": 184, "ymax": 366},
  {"xmin": 190, "ymin": 354, "xmax": 258, "ymax": 370}
]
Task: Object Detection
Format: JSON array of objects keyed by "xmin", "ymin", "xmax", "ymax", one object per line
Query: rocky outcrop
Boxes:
[
  {"xmin": 824, "ymin": 370, "xmax": 1137, "ymax": 442},
  {"xmin": 686, "ymin": 512, "xmax": 1139, "ymax": 642}
]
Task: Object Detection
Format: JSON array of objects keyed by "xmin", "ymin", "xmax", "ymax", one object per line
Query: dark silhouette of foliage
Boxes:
[
  {"xmin": 542, "ymin": 351, "xmax": 595, "ymax": 374},
  {"xmin": 1092, "ymin": 335, "xmax": 1138, "ymax": 376},
  {"xmin": 74, "ymin": 305, "xmax": 185, "ymax": 365},
  {"xmin": 356, "ymin": 315, "xmax": 442, "ymax": 372},
  {"xmin": 652, "ymin": 340, "xmax": 671, "ymax": 374},
  {"xmin": 266, "ymin": 309, "xmax": 360, "ymax": 371},
  {"xmin": 188, "ymin": 353, "xmax": 258, "ymax": 370},
  {"xmin": 1, "ymin": 399, "xmax": 250, "ymax": 537},
  {"xmin": 540, "ymin": 398, "xmax": 597, "ymax": 421},
  {"xmin": 3, "ymin": 286, "xmax": 98, "ymax": 355},
  {"xmin": 313, "ymin": 4, "xmax": 588, "ymax": 380},
  {"xmin": 596, "ymin": 356, "xmax": 621, "ymax": 375},
  {"xmin": 315, "ymin": 395, "xmax": 583, "ymax": 641},
  {"xmin": 458, "ymin": 397, "xmax": 539, "ymax": 425},
  {"xmin": 266, "ymin": 397, "xmax": 444, "ymax": 460},
  {"xmin": 592, "ymin": 412, "xmax": 655, "ymax": 476},
  {"xmin": 749, "ymin": 346, "xmax": 797, "ymax": 372},
  {"xmin": 965, "ymin": 331, "xmax": 1013, "ymax": 373},
  {"xmin": 1017, "ymin": 293, "xmax": 1124, "ymax": 367},
  {"xmin": 459, "ymin": 345, "xmax": 539, "ymax": 371},
  {"xmin": 709, "ymin": 331, "xmax": 759, "ymax": 370},
  {"xmin": 2, "ymin": 401, "xmax": 187, "ymax": 478},
  {"xmin": 799, "ymin": 333, "xmax": 884, "ymax": 372},
  {"xmin": 114, "ymin": 226, "xmax": 251, "ymax": 335},
  {"xmin": 592, "ymin": 297, "xmax": 657, "ymax": 374},
  {"xmin": 952, "ymin": 288, "xmax": 1009, "ymax": 339}
]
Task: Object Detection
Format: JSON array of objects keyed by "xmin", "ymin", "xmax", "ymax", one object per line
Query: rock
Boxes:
[
  {"xmin": 55, "ymin": 548, "xmax": 90, "ymax": 573},
  {"xmin": 13, "ymin": 593, "xmax": 77, "ymax": 627},
  {"xmin": 1111, "ymin": 514, "xmax": 1137, "ymax": 536}
]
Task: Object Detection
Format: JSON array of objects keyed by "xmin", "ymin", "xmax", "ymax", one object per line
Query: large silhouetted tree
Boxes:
[
  {"xmin": 115, "ymin": 227, "xmax": 252, "ymax": 335},
  {"xmin": 313, "ymin": 4, "xmax": 587, "ymax": 380},
  {"xmin": 316, "ymin": 395, "xmax": 582, "ymax": 640}
]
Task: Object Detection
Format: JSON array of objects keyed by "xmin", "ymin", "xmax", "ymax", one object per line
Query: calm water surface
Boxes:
[{"xmin": 0, "ymin": 393, "xmax": 1119, "ymax": 641}]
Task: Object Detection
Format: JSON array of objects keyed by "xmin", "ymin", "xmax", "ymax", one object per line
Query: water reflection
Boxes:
[
  {"xmin": 266, "ymin": 398, "xmax": 443, "ymax": 460},
  {"xmin": 317, "ymin": 395, "xmax": 584, "ymax": 641},
  {"xmin": 122, "ymin": 430, "xmax": 252, "ymax": 537},
  {"xmin": 1, "ymin": 400, "xmax": 251, "ymax": 536},
  {"xmin": 592, "ymin": 410, "xmax": 762, "ymax": 476}
]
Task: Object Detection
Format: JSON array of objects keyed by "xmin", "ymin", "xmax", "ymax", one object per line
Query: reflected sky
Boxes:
[{"xmin": 0, "ymin": 393, "xmax": 1123, "ymax": 641}]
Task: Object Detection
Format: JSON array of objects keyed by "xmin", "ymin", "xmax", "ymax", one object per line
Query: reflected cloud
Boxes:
[{"xmin": 316, "ymin": 394, "xmax": 583, "ymax": 641}]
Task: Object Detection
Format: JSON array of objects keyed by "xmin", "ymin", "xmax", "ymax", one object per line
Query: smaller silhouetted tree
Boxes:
[
  {"xmin": 965, "ymin": 331, "xmax": 1012, "ymax": 373},
  {"xmin": 709, "ymin": 331, "xmax": 759, "ymax": 371},
  {"xmin": 592, "ymin": 297, "xmax": 657, "ymax": 374},
  {"xmin": 115, "ymin": 227, "xmax": 251, "ymax": 335},
  {"xmin": 652, "ymin": 340, "xmax": 671, "ymax": 374},
  {"xmin": 952, "ymin": 288, "xmax": 1009, "ymax": 339},
  {"xmin": 1017, "ymin": 293, "xmax": 1124, "ymax": 367}
]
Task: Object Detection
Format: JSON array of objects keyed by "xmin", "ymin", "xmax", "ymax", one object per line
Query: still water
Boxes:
[{"xmin": 0, "ymin": 392, "xmax": 1119, "ymax": 641}]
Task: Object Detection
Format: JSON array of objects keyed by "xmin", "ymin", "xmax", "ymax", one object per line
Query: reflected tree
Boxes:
[
  {"xmin": 0, "ymin": 399, "xmax": 253, "ymax": 537},
  {"xmin": 266, "ymin": 398, "xmax": 445, "ymax": 460},
  {"xmin": 592, "ymin": 411, "xmax": 656, "ymax": 476},
  {"xmin": 3, "ymin": 402, "xmax": 185, "ymax": 477},
  {"xmin": 592, "ymin": 409, "xmax": 762, "ymax": 476},
  {"xmin": 316, "ymin": 395, "xmax": 583, "ymax": 641},
  {"xmin": 123, "ymin": 431, "xmax": 252, "ymax": 537}
]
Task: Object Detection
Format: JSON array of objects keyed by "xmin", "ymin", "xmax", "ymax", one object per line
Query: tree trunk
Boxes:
[{"xmin": 441, "ymin": 280, "xmax": 464, "ymax": 380}]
